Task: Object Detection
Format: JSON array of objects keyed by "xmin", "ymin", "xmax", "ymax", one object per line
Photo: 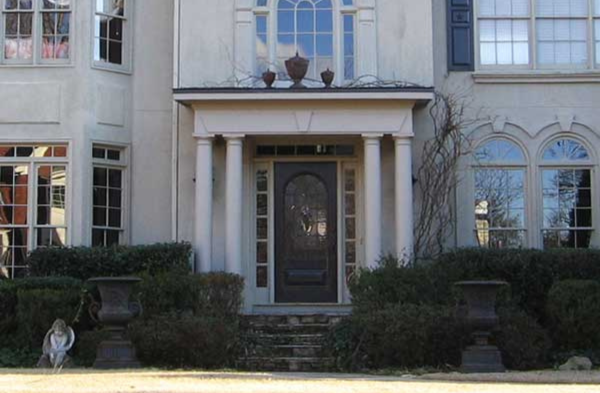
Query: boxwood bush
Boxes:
[
  {"xmin": 547, "ymin": 280, "xmax": 600, "ymax": 352},
  {"xmin": 129, "ymin": 272, "xmax": 244, "ymax": 369},
  {"xmin": 0, "ymin": 277, "xmax": 83, "ymax": 367},
  {"xmin": 332, "ymin": 248, "xmax": 600, "ymax": 371},
  {"xmin": 27, "ymin": 242, "xmax": 192, "ymax": 280}
]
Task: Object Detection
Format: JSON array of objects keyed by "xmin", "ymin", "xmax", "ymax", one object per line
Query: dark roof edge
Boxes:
[{"xmin": 173, "ymin": 86, "xmax": 435, "ymax": 94}]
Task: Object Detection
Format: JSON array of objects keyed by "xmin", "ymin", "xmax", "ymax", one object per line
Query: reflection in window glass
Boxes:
[
  {"xmin": 475, "ymin": 139, "xmax": 526, "ymax": 162},
  {"xmin": 343, "ymin": 14, "xmax": 355, "ymax": 79},
  {"xmin": 255, "ymin": 168, "xmax": 269, "ymax": 288},
  {"xmin": 276, "ymin": 0, "xmax": 334, "ymax": 79},
  {"xmin": 94, "ymin": 0, "xmax": 126, "ymax": 66},
  {"xmin": 40, "ymin": 0, "xmax": 71, "ymax": 60},
  {"xmin": 542, "ymin": 138, "xmax": 590, "ymax": 161},
  {"xmin": 475, "ymin": 168, "xmax": 526, "ymax": 248},
  {"xmin": 0, "ymin": 145, "xmax": 69, "ymax": 278},
  {"xmin": 542, "ymin": 169, "xmax": 592, "ymax": 248},
  {"xmin": 92, "ymin": 165, "xmax": 124, "ymax": 247},
  {"xmin": 3, "ymin": 0, "xmax": 33, "ymax": 61}
]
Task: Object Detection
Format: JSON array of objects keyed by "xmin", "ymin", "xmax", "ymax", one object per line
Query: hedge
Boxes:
[
  {"xmin": 130, "ymin": 272, "xmax": 244, "ymax": 369},
  {"xmin": 0, "ymin": 277, "xmax": 83, "ymax": 367},
  {"xmin": 333, "ymin": 248, "xmax": 600, "ymax": 371},
  {"xmin": 27, "ymin": 242, "xmax": 192, "ymax": 280},
  {"xmin": 547, "ymin": 280, "xmax": 600, "ymax": 352}
]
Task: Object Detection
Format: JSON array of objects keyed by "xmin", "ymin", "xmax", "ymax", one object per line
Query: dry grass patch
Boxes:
[{"xmin": 0, "ymin": 369, "xmax": 599, "ymax": 393}]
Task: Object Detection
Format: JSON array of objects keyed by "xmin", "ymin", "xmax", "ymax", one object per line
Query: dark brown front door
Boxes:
[{"xmin": 275, "ymin": 162, "xmax": 338, "ymax": 303}]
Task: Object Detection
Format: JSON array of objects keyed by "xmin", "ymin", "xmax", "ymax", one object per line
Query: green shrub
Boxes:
[
  {"xmin": 494, "ymin": 308, "xmax": 551, "ymax": 370},
  {"xmin": 137, "ymin": 272, "xmax": 244, "ymax": 320},
  {"xmin": 129, "ymin": 313, "xmax": 240, "ymax": 369},
  {"xmin": 0, "ymin": 347, "xmax": 39, "ymax": 368},
  {"xmin": 16, "ymin": 287, "xmax": 82, "ymax": 349},
  {"xmin": 547, "ymin": 280, "xmax": 600, "ymax": 352},
  {"xmin": 433, "ymin": 248, "xmax": 600, "ymax": 321},
  {"xmin": 27, "ymin": 242, "xmax": 192, "ymax": 280},
  {"xmin": 349, "ymin": 256, "xmax": 440, "ymax": 312},
  {"xmin": 73, "ymin": 329, "xmax": 112, "ymax": 367},
  {"xmin": 0, "ymin": 277, "xmax": 82, "ymax": 340},
  {"xmin": 345, "ymin": 304, "xmax": 470, "ymax": 370}
]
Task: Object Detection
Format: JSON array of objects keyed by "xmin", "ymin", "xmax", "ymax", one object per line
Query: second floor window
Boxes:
[
  {"xmin": 1, "ymin": 0, "xmax": 71, "ymax": 64},
  {"xmin": 477, "ymin": 0, "xmax": 600, "ymax": 69},
  {"xmin": 255, "ymin": 0, "xmax": 356, "ymax": 82},
  {"xmin": 93, "ymin": 0, "xmax": 129, "ymax": 71}
]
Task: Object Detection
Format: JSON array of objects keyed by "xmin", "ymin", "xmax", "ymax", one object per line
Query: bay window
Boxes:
[
  {"xmin": 1, "ymin": 0, "xmax": 71, "ymax": 64},
  {"xmin": 92, "ymin": 145, "xmax": 126, "ymax": 247},
  {"xmin": 0, "ymin": 144, "xmax": 68, "ymax": 279},
  {"xmin": 93, "ymin": 0, "xmax": 130, "ymax": 71}
]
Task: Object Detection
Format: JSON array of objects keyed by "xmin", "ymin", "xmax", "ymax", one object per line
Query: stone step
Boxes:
[
  {"xmin": 239, "ymin": 357, "xmax": 336, "ymax": 372},
  {"xmin": 246, "ymin": 344, "xmax": 325, "ymax": 358},
  {"xmin": 245, "ymin": 314, "xmax": 343, "ymax": 326},
  {"xmin": 247, "ymin": 333, "xmax": 327, "ymax": 346},
  {"xmin": 246, "ymin": 323, "xmax": 332, "ymax": 335}
]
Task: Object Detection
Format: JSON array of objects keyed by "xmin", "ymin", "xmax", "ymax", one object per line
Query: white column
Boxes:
[
  {"xmin": 194, "ymin": 136, "xmax": 213, "ymax": 273},
  {"xmin": 225, "ymin": 136, "xmax": 244, "ymax": 275},
  {"xmin": 363, "ymin": 135, "xmax": 382, "ymax": 269},
  {"xmin": 395, "ymin": 137, "xmax": 414, "ymax": 260}
]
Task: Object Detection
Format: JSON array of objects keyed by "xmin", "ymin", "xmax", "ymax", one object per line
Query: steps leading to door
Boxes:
[{"xmin": 238, "ymin": 314, "xmax": 344, "ymax": 372}]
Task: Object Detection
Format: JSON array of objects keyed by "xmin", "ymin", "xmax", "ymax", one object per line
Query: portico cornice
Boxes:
[{"xmin": 174, "ymin": 87, "xmax": 435, "ymax": 104}]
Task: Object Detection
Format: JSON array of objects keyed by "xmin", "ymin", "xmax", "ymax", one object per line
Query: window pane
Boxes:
[{"xmin": 96, "ymin": 0, "xmax": 124, "ymax": 15}]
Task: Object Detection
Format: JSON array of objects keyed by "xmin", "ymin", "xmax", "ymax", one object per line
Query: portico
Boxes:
[{"xmin": 174, "ymin": 87, "xmax": 433, "ymax": 308}]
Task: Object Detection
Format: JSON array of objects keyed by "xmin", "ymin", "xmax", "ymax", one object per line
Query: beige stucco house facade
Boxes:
[{"xmin": 0, "ymin": 0, "xmax": 598, "ymax": 313}]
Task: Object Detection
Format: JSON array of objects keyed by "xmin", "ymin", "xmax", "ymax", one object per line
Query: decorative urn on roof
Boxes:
[
  {"xmin": 285, "ymin": 52, "xmax": 310, "ymax": 89},
  {"xmin": 321, "ymin": 68, "xmax": 335, "ymax": 88},
  {"xmin": 262, "ymin": 68, "xmax": 276, "ymax": 88}
]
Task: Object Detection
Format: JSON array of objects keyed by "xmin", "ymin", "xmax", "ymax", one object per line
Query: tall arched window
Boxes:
[
  {"xmin": 541, "ymin": 138, "xmax": 593, "ymax": 249},
  {"xmin": 255, "ymin": 0, "xmax": 356, "ymax": 82},
  {"xmin": 473, "ymin": 139, "xmax": 527, "ymax": 248}
]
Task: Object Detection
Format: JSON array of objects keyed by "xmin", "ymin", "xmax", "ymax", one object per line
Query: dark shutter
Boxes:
[{"xmin": 447, "ymin": 0, "xmax": 474, "ymax": 71}]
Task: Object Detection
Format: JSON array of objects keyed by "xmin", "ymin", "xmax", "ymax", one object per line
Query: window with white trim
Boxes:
[
  {"xmin": 477, "ymin": 0, "xmax": 600, "ymax": 69},
  {"xmin": 541, "ymin": 138, "xmax": 593, "ymax": 248},
  {"xmin": 1, "ymin": 0, "xmax": 71, "ymax": 64},
  {"xmin": 93, "ymin": 0, "xmax": 129, "ymax": 71},
  {"xmin": 92, "ymin": 145, "xmax": 126, "ymax": 247},
  {"xmin": 254, "ymin": 0, "xmax": 356, "ymax": 82},
  {"xmin": 473, "ymin": 139, "xmax": 527, "ymax": 248},
  {"xmin": 0, "ymin": 144, "xmax": 68, "ymax": 279}
]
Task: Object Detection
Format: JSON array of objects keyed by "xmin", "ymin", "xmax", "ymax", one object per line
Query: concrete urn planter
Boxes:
[
  {"xmin": 285, "ymin": 53, "xmax": 310, "ymax": 89},
  {"xmin": 455, "ymin": 280, "xmax": 507, "ymax": 373},
  {"xmin": 88, "ymin": 277, "xmax": 142, "ymax": 369}
]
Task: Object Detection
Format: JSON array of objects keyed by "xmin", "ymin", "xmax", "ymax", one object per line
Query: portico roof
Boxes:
[{"xmin": 173, "ymin": 86, "xmax": 435, "ymax": 104}]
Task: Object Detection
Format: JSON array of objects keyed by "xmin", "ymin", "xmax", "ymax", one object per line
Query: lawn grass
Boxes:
[{"xmin": 0, "ymin": 369, "xmax": 599, "ymax": 393}]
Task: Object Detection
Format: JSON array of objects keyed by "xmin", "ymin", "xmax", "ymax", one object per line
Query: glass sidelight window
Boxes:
[
  {"xmin": 343, "ymin": 165, "xmax": 357, "ymax": 283},
  {"xmin": 255, "ymin": 166, "xmax": 269, "ymax": 288}
]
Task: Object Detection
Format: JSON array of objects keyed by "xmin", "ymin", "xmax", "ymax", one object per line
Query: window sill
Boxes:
[
  {"xmin": 0, "ymin": 63, "xmax": 74, "ymax": 69},
  {"xmin": 472, "ymin": 71, "xmax": 600, "ymax": 84},
  {"xmin": 92, "ymin": 63, "xmax": 132, "ymax": 75}
]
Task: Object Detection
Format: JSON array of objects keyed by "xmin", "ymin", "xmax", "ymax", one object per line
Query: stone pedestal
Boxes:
[
  {"xmin": 93, "ymin": 334, "xmax": 141, "ymax": 369},
  {"xmin": 461, "ymin": 345, "xmax": 505, "ymax": 373}
]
